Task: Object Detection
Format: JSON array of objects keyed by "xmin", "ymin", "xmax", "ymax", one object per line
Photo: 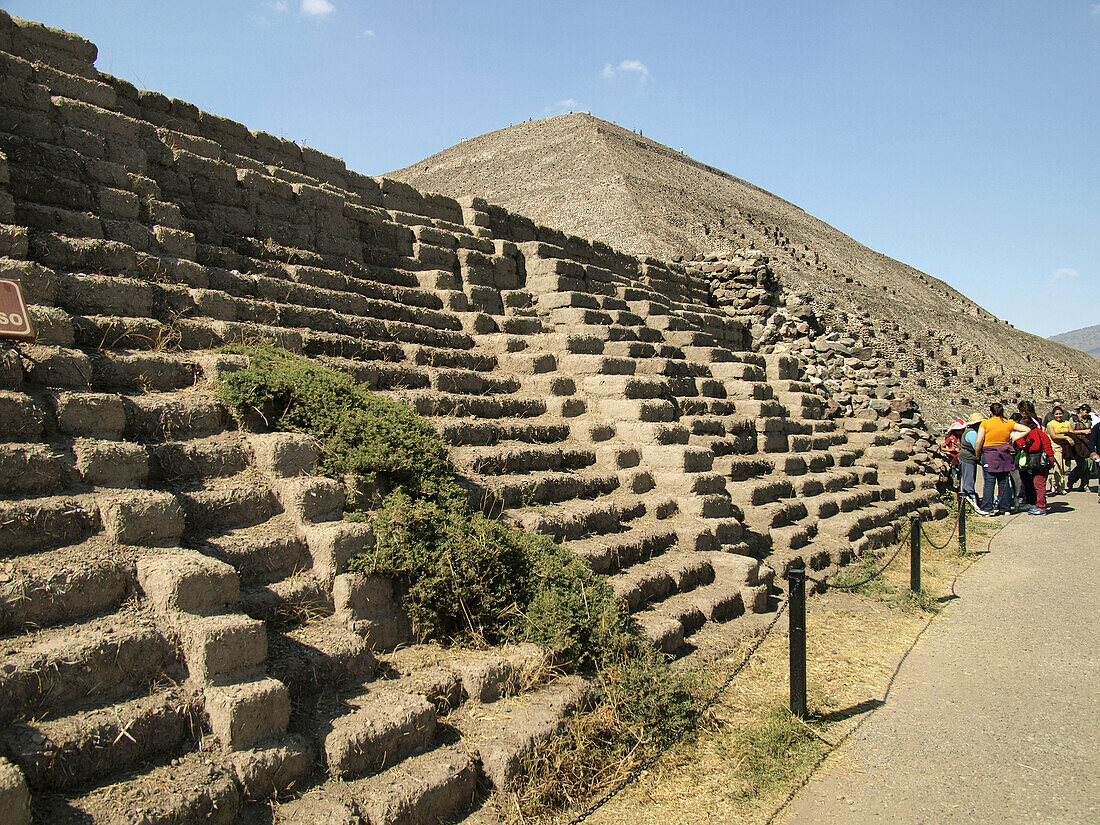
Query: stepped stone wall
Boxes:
[
  {"xmin": 687, "ymin": 250, "xmax": 1100, "ymax": 431},
  {"xmin": 0, "ymin": 13, "xmax": 947, "ymax": 825}
]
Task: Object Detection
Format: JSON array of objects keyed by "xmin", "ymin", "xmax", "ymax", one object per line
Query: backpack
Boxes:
[{"xmin": 1016, "ymin": 428, "xmax": 1052, "ymax": 472}]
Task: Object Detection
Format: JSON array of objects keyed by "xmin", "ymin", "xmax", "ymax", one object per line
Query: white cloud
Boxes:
[
  {"xmin": 301, "ymin": 0, "xmax": 335, "ymax": 17},
  {"xmin": 602, "ymin": 59, "xmax": 649, "ymax": 84},
  {"xmin": 1049, "ymin": 267, "xmax": 1080, "ymax": 283},
  {"xmin": 362, "ymin": 29, "xmax": 376, "ymax": 37},
  {"xmin": 270, "ymin": 0, "xmax": 290, "ymax": 12},
  {"xmin": 1092, "ymin": 3, "xmax": 1100, "ymax": 18}
]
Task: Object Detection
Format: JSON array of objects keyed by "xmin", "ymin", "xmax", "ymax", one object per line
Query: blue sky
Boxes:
[{"xmin": 7, "ymin": 1, "xmax": 1099, "ymax": 338}]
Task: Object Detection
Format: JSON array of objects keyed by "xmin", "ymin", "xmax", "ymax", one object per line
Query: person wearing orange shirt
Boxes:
[{"xmin": 975, "ymin": 402, "xmax": 1030, "ymax": 514}]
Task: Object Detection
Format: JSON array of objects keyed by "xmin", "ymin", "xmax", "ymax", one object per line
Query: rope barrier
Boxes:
[
  {"xmin": 807, "ymin": 518, "xmax": 913, "ymax": 591},
  {"xmin": 920, "ymin": 515, "xmax": 959, "ymax": 550},
  {"xmin": 569, "ymin": 507, "xmax": 966, "ymax": 822},
  {"xmin": 569, "ymin": 597, "xmax": 791, "ymax": 825}
]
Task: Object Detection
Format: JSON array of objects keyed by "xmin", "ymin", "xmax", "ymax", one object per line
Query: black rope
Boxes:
[
  {"xmin": 807, "ymin": 519, "xmax": 912, "ymax": 591},
  {"xmin": 920, "ymin": 516, "xmax": 959, "ymax": 550},
  {"xmin": 569, "ymin": 597, "xmax": 791, "ymax": 825}
]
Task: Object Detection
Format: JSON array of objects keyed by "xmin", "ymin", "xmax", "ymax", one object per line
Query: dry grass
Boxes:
[{"xmin": 516, "ymin": 506, "xmax": 1006, "ymax": 825}]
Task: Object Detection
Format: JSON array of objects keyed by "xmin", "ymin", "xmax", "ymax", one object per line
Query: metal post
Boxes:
[
  {"xmin": 788, "ymin": 560, "xmax": 807, "ymax": 719},
  {"xmin": 958, "ymin": 491, "xmax": 967, "ymax": 555},
  {"xmin": 909, "ymin": 514, "xmax": 921, "ymax": 593}
]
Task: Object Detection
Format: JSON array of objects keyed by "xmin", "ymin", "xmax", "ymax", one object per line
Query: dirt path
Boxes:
[{"xmin": 778, "ymin": 491, "xmax": 1100, "ymax": 825}]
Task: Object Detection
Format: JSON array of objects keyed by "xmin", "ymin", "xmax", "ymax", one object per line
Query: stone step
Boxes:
[
  {"xmin": 742, "ymin": 499, "xmax": 810, "ymax": 533},
  {"xmin": 148, "ymin": 432, "xmax": 249, "ymax": 484},
  {"xmin": 717, "ymin": 454, "xmax": 776, "ymax": 482},
  {"xmin": 429, "ymin": 367, "xmax": 520, "ymax": 396},
  {"xmin": 579, "ymin": 374, "xmax": 668, "ymax": 399},
  {"xmin": 35, "ymin": 747, "xmax": 243, "ymax": 825},
  {"xmin": 451, "ymin": 675, "xmax": 592, "ymax": 791},
  {"xmin": 405, "ymin": 343, "xmax": 496, "ymax": 372},
  {"xmin": 634, "ymin": 356, "xmax": 711, "ymax": 378},
  {"xmin": 199, "ymin": 513, "xmax": 310, "ymax": 586},
  {"xmin": 124, "ymin": 391, "xmax": 229, "ymax": 442},
  {"xmin": 450, "ymin": 443, "xmax": 596, "ymax": 475},
  {"xmin": 568, "ymin": 523, "xmax": 679, "ymax": 575},
  {"xmin": 472, "ymin": 470, "xmax": 620, "ymax": 510},
  {"xmin": 0, "ymin": 442, "xmax": 71, "ymax": 495},
  {"xmin": 642, "ymin": 445, "xmax": 714, "ymax": 473},
  {"xmin": 728, "ymin": 477, "xmax": 795, "ymax": 507},
  {"xmin": 557, "ymin": 354, "xmax": 636, "ymax": 375},
  {"xmin": 409, "ymin": 390, "xmax": 547, "ymax": 419},
  {"xmin": 775, "ymin": 450, "xmax": 837, "ymax": 476},
  {"xmin": 317, "ymin": 686, "xmax": 436, "ymax": 779},
  {"xmin": 240, "ymin": 571, "xmax": 331, "ymax": 625},
  {"xmin": 3, "ymin": 687, "xmax": 200, "ymax": 792},
  {"xmin": 0, "ymin": 493, "xmax": 100, "ymax": 557},
  {"xmin": 0, "ymin": 612, "xmax": 177, "ymax": 725},
  {"xmin": 434, "ymin": 417, "xmax": 571, "ymax": 447},
  {"xmin": 676, "ymin": 397, "xmax": 735, "ymax": 418},
  {"xmin": 277, "ymin": 744, "xmax": 478, "ymax": 825},
  {"xmin": 299, "ymin": 329, "xmax": 411, "ymax": 364},
  {"xmin": 268, "ymin": 618, "xmax": 377, "ymax": 707},
  {"xmin": 635, "ymin": 579, "xmax": 752, "ymax": 653},
  {"xmin": 597, "ymin": 398, "xmax": 676, "ymax": 422},
  {"xmin": 610, "ymin": 550, "xmax": 715, "ymax": 612},
  {"xmin": 653, "ymin": 470, "xmax": 727, "ymax": 496},
  {"xmin": 177, "ymin": 476, "xmax": 280, "ymax": 536},
  {"xmin": 517, "ymin": 493, "xmax": 657, "ymax": 543},
  {"xmin": 0, "ymin": 539, "xmax": 131, "ymax": 634}
]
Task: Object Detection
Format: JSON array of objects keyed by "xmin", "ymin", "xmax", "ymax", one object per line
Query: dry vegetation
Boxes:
[{"xmin": 490, "ymin": 503, "xmax": 1006, "ymax": 825}]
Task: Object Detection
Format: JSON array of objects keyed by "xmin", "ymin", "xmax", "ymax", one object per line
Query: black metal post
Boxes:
[
  {"xmin": 788, "ymin": 560, "xmax": 807, "ymax": 719},
  {"xmin": 958, "ymin": 491, "xmax": 967, "ymax": 555},
  {"xmin": 909, "ymin": 514, "xmax": 921, "ymax": 592}
]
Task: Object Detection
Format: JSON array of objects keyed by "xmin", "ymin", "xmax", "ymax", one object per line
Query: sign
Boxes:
[{"xmin": 0, "ymin": 279, "xmax": 34, "ymax": 341}]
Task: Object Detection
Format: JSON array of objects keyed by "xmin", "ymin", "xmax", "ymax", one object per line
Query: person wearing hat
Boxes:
[
  {"xmin": 957, "ymin": 413, "xmax": 986, "ymax": 513},
  {"xmin": 943, "ymin": 418, "xmax": 965, "ymax": 489},
  {"xmin": 1078, "ymin": 403, "xmax": 1100, "ymax": 428}
]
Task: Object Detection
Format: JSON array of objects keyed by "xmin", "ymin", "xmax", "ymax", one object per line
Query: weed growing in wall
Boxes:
[{"xmin": 218, "ymin": 345, "xmax": 699, "ymax": 802}]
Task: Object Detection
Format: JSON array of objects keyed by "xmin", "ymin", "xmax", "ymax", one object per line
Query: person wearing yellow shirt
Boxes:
[{"xmin": 1046, "ymin": 406, "xmax": 1074, "ymax": 495}]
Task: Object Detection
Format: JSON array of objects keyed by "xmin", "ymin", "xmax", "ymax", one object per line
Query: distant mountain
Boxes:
[{"xmin": 1050, "ymin": 324, "xmax": 1100, "ymax": 360}]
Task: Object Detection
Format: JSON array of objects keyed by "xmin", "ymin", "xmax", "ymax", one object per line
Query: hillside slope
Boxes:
[
  {"xmin": 1050, "ymin": 324, "xmax": 1100, "ymax": 360},
  {"xmin": 391, "ymin": 115, "xmax": 1100, "ymax": 421}
]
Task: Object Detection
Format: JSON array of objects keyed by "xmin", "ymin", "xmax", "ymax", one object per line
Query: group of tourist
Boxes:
[{"xmin": 943, "ymin": 401, "xmax": 1100, "ymax": 516}]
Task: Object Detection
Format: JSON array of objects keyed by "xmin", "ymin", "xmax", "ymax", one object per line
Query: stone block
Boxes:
[
  {"xmin": 54, "ymin": 391, "xmax": 125, "ymax": 438},
  {"xmin": 74, "ymin": 437, "xmax": 148, "ymax": 486},
  {"xmin": 0, "ymin": 757, "xmax": 31, "ymax": 825},
  {"xmin": 304, "ymin": 520, "xmax": 373, "ymax": 584},
  {"xmin": 323, "ymin": 690, "xmax": 435, "ymax": 778},
  {"xmin": 333, "ymin": 573, "xmax": 413, "ymax": 649},
  {"xmin": 228, "ymin": 736, "xmax": 314, "ymax": 799},
  {"xmin": 138, "ymin": 549, "xmax": 240, "ymax": 614},
  {"xmin": 277, "ymin": 476, "xmax": 344, "ymax": 523},
  {"xmin": 206, "ymin": 676, "xmax": 290, "ymax": 751},
  {"xmin": 182, "ymin": 613, "xmax": 267, "ymax": 683},
  {"xmin": 22, "ymin": 345, "xmax": 91, "ymax": 388},
  {"xmin": 247, "ymin": 432, "xmax": 320, "ymax": 477},
  {"xmin": 101, "ymin": 489, "xmax": 185, "ymax": 546}
]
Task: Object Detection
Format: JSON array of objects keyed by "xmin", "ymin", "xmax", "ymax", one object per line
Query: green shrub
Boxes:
[
  {"xmin": 216, "ymin": 343, "xmax": 455, "ymax": 500},
  {"xmin": 217, "ymin": 345, "xmax": 699, "ymax": 808}
]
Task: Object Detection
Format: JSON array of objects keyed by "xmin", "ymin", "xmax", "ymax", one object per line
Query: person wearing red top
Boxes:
[{"xmin": 1015, "ymin": 403, "xmax": 1055, "ymax": 514}]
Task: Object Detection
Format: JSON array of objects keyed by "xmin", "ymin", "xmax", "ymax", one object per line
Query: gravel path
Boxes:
[{"xmin": 779, "ymin": 491, "xmax": 1100, "ymax": 825}]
